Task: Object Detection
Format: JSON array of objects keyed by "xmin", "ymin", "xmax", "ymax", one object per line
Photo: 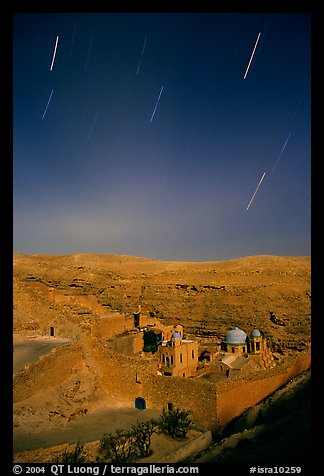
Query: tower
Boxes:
[{"xmin": 249, "ymin": 328, "xmax": 263, "ymax": 354}]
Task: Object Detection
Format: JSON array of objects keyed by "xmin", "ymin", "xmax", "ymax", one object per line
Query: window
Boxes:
[
  {"xmin": 135, "ymin": 397, "xmax": 146, "ymax": 410},
  {"xmin": 180, "ymin": 353, "xmax": 182, "ymax": 363},
  {"xmin": 171, "ymin": 355, "xmax": 173, "ymax": 365},
  {"xmin": 256, "ymin": 342, "xmax": 260, "ymax": 351},
  {"xmin": 192, "ymin": 349, "xmax": 195, "ymax": 359},
  {"xmin": 166, "ymin": 357, "xmax": 170, "ymax": 368},
  {"xmin": 162, "ymin": 354, "xmax": 165, "ymax": 363},
  {"xmin": 232, "ymin": 347, "xmax": 235, "ymax": 353}
]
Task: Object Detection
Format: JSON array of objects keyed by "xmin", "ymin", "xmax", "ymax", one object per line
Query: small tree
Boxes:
[
  {"xmin": 158, "ymin": 407, "xmax": 192, "ymax": 439},
  {"xmin": 131, "ymin": 419, "xmax": 157, "ymax": 458},
  {"xmin": 143, "ymin": 329, "xmax": 161, "ymax": 352}
]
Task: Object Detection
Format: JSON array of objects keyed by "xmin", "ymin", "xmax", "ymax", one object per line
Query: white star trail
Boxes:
[
  {"xmin": 83, "ymin": 33, "xmax": 93, "ymax": 71},
  {"xmin": 246, "ymin": 171, "xmax": 266, "ymax": 210},
  {"xmin": 136, "ymin": 36, "xmax": 147, "ymax": 76},
  {"xmin": 41, "ymin": 89, "xmax": 54, "ymax": 120},
  {"xmin": 68, "ymin": 23, "xmax": 76, "ymax": 59},
  {"xmin": 86, "ymin": 109, "xmax": 100, "ymax": 141},
  {"xmin": 150, "ymin": 85, "xmax": 164, "ymax": 123},
  {"xmin": 49, "ymin": 36, "xmax": 59, "ymax": 71},
  {"xmin": 243, "ymin": 32, "xmax": 261, "ymax": 79},
  {"xmin": 187, "ymin": 117, "xmax": 200, "ymax": 148},
  {"xmin": 271, "ymin": 132, "xmax": 292, "ymax": 174}
]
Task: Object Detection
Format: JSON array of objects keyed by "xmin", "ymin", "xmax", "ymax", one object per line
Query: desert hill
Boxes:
[{"xmin": 14, "ymin": 253, "xmax": 311, "ymax": 355}]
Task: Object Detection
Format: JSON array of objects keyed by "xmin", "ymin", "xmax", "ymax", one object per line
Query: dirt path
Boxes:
[{"xmin": 13, "ymin": 407, "xmax": 161, "ymax": 453}]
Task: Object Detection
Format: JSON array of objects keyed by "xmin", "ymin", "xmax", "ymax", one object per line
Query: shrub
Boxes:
[
  {"xmin": 158, "ymin": 407, "xmax": 192, "ymax": 439},
  {"xmin": 97, "ymin": 419, "xmax": 158, "ymax": 462},
  {"xmin": 58, "ymin": 441, "xmax": 87, "ymax": 463},
  {"xmin": 97, "ymin": 429, "xmax": 135, "ymax": 463}
]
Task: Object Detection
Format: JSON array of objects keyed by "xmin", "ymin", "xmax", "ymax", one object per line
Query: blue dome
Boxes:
[
  {"xmin": 224, "ymin": 327, "xmax": 247, "ymax": 344},
  {"xmin": 251, "ymin": 329, "xmax": 261, "ymax": 337},
  {"xmin": 172, "ymin": 332, "xmax": 181, "ymax": 339}
]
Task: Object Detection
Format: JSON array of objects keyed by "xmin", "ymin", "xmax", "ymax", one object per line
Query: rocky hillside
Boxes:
[{"xmin": 13, "ymin": 253, "xmax": 311, "ymax": 356}]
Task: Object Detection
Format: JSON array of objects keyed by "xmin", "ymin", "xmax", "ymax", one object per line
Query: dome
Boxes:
[
  {"xmin": 224, "ymin": 327, "xmax": 247, "ymax": 344},
  {"xmin": 251, "ymin": 329, "xmax": 261, "ymax": 337},
  {"xmin": 172, "ymin": 332, "xmax": 182, "ymax": 339}
]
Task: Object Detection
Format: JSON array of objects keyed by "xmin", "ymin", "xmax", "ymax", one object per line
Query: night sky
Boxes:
[{"xmin": 13, "ymin": 12, "xmax": 311, "ymax": 261}]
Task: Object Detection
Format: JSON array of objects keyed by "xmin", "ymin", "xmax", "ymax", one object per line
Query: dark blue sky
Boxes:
[{"xmin": 13, "ymin": 12, "xmax": 311, "ymax": 261}]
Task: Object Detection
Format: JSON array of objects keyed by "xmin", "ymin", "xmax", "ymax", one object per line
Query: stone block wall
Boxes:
[{"xmin": 215, "ymin": 350, "xmax": 311, "ymax": 429}]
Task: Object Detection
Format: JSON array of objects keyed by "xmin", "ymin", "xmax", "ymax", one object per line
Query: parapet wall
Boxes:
[{"xmin": 215, "ymin": 350, "xmax": 311, "ymax": 430}]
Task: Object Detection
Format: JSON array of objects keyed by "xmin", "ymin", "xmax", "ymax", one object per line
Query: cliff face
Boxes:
[{"xmin": 14, "ymin": 253, "xmax": 311, "ymax": 355}]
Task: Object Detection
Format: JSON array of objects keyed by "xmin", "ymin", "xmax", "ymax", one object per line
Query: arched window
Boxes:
[
  {"xmin": 180, "ymin": 353, "xmax": 182, "ymax": 363},
  {"xmin": 161, "ymin": 354, "xmax": 165, "ymax": 363},
  {"xmin": 135, "ymin": 397, "xmax": 146, "ymax": 410}
]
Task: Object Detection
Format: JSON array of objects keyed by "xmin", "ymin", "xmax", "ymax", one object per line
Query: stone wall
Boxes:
[
  {"xmin": 108, "ymin": 331, "xmax": 144, "ymax": 355},
  {"xmin": 91, "ymin": 341, "xmax": 310, "ymax": 433},
  {"xmin": 89, "ymin": 339, "xmax": 218, "ymax": 429},
  {"xmin": 215, "ymin": 350, "xmax": 311, "ymax": 429},
  {"xmin": 14, "ymin": 333, "xmax": 311, "ymax": 435},
  {"xmin": 91, "ymin": 313, "xmax": 135, "ymax": 339},
  {"xmin": 144, "ymin": 374, "xmax": 218, "ymax": 430}
]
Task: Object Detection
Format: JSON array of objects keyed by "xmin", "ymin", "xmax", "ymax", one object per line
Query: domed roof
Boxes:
[
  {"xmin": 172, "ymin": 332, "xmax": 182, "ymax": 339},
  {"xmin": 251, "ymin": 328, "xmax": 261, "ymax": 337},
  {"xmin": 224, "ymin": 327, "xmax": 247, "ymax": 344}
]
